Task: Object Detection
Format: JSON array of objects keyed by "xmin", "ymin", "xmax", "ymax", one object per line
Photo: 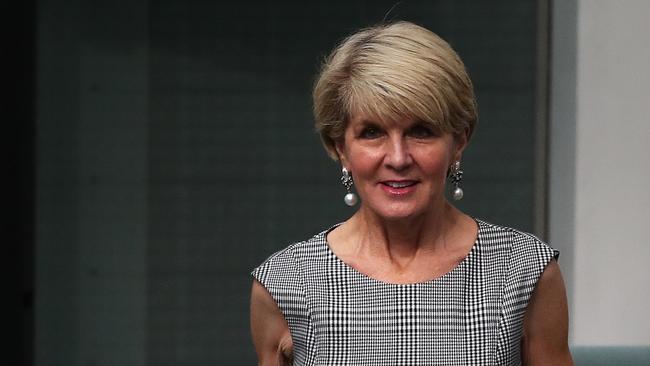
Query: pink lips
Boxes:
[{"xmin": 379, "ymin": 180, "xmax": 419, "ymax": 196}]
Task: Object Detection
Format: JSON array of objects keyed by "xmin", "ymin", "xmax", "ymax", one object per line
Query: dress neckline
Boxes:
[{"xmin": 321, "ymin": 218, "xmax": 484, "ymax": 286}]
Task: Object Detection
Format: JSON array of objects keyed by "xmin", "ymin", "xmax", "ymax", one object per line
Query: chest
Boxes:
[{"xmin": 301, "ymin": 266, "xmax": 514, "ymax": 365}]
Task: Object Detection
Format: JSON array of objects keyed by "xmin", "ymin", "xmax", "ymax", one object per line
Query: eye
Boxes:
[
  {"xmin": 358, "ymin": 125, "xmax": 383, "ymax": 139},
  {"xmin": 408, "ymin": 123, "xmax": 437, "ymax": 138}
]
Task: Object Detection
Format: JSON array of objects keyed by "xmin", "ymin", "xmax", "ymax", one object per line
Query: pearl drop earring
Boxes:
[
  {"xmin": 341, "ymin": 167, "xmax": 358, "ymax": 206},
  {"xmin": 449, "ymin": 161, "xmax": 464, "ymax": 201}
]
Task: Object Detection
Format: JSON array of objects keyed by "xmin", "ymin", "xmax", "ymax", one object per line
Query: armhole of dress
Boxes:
[
  {"xmin": 552, "ymin": 249, "xmax": 560, "ymax": 261},
  {"xmin": 250, "ymin": 247, "xmax": 300, "ymax": 322},
  {"xmin": 251, "ymin": 261, "xmax": 283, "ymax": 313}
]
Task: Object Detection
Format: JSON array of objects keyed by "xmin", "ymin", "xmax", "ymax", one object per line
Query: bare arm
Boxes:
[
  {"xmin": 250, "ymin": 279, "xmax": 294, "ymax": 366},
  {"xmin": 522, "ymin": 259, "xmax": 574, "ymax": 365}
]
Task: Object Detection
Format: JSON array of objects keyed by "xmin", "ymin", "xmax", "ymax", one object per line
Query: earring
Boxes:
[
  {"xmin": 449, "ymin": 161, "xmax": 464, "ymax": 201},
  {"xmin": 341, "ymin": 167, "xmax": 358, "ymax": 206}
]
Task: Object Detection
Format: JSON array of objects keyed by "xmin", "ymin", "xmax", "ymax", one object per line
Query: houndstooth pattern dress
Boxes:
[{"xmin": 252, "ymin": 219, "xmax": 559, "ymax": 366}]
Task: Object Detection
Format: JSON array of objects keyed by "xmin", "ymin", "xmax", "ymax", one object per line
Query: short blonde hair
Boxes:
[{"xmin": 313, "ymin": 21, "xmax": 478, "ymax": 160}]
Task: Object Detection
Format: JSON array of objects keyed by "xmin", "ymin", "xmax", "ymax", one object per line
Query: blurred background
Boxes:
[{"xmin": 7, "ymin": 0, "xmax": 649, "ymax": 365}]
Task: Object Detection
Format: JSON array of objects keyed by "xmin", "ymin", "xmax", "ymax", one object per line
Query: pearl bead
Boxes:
[
  {"xmin": 344, "ymin": 192, "xmax": 358, "ymax": 206},
  {"xmin": 452, "ymin": 187, "xmax": 464, "ymax": 201}
]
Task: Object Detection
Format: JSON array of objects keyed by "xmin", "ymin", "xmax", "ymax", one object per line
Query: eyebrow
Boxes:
[
  {"xmin": 351, "ymin": 119, "xmax": 385, "ymax": 130},
  {"xmin": 359, "ymin": 118, "xmax": 426, "ymax": 128},
  {"xmin": 357, "ymin": 118, "xmax": 395, "ymax": 128}
]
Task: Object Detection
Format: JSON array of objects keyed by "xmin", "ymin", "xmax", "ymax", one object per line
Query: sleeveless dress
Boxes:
[{"xmin": 251, "ymin": 219, "xmax": 559, "ymax": 366}]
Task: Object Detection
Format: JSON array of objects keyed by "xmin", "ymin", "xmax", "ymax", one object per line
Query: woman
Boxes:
[{"xmin": 250, "ymin": 21, "xmax": 572, "ymax": 365}]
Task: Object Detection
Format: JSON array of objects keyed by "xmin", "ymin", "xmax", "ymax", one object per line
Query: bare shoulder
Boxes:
[
  {"xmin": 250, "ymin": 279, "xmax": 294, "ymax": 366},
  {"xmin": 522, "ymin": 259, "xmax": 574, "ymax": 365}
]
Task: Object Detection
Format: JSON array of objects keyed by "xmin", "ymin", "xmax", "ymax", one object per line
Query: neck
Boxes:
[{"xmin": 348, "ymin": 200, "xmax": 462, "ymax": 262}]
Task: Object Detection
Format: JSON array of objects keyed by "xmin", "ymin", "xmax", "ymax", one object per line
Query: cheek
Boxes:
[
  {"xmin": 348, "ymin": 160, "xmax": 378, "ymax": 183},
  {"xmin": 425, "ymin": 159, "xmax": 450, "ymax": 180},
  {"xmin": 419, "ymin": 149, "xmax": 454, "ymax": 180},
  {"xmin": 344, "ymin": 146, "xmax": 382, "ymax": 174}
]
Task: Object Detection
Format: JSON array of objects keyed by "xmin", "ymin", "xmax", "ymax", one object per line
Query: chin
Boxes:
[{"xmin": 367, "ymin": 203, "xmax": 427, "ymax": 221}]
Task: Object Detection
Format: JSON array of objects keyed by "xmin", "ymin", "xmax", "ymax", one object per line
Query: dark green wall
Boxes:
[{"xmin": 36, "ymin": 1, "xmax": 542, "ymax": 364}]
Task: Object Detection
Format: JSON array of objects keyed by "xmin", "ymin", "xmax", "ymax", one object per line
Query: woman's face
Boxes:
[{"xmin": 336, "ymin": 114, "xmax": 467, "ymax": 221}]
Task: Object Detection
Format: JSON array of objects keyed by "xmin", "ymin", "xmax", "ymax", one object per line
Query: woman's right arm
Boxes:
[{"xmin": 250, "ymin": 279, "xmax": 294, "ymax": 366}]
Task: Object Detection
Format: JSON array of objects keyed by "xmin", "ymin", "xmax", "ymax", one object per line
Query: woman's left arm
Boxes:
[{"xmin": 522, "ymin": 259, "xmax": 574, "ymax": 365}]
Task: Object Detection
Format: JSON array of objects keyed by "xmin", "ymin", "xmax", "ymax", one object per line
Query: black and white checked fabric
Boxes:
[{"xmin": 252, "ymin": 219, "xmax": 559, "ymax": 365}]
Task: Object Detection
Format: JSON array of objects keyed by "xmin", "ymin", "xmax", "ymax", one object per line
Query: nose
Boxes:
[{"xmin": 384, "ymin": 136, "xmax": 412, "ymax": 171}]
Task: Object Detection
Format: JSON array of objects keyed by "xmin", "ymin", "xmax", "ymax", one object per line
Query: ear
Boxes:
[
  {"xmin": 334, "ymin": 140, "xmax": 349, "ymax": 167},
  {"xmin": 453, "ymin": 127, "xmax": 470, "ymax": 161}
]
